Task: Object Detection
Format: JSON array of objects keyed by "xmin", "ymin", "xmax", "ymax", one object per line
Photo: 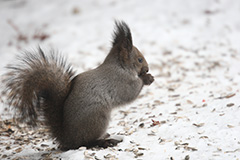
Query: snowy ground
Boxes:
[{"xmin": 0, "ymin": 0, "xmax": 240, "ymax": 159}]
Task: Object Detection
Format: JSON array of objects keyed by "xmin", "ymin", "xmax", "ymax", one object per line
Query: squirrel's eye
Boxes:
[{"xmin": 138, "ymin": 58, "xmax": 143, "ymax": 63}]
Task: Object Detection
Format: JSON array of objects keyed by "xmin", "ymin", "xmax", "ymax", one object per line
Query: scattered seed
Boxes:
[
  {"xmin": 186, "ymin": 100, "xmax": 193, "ymax": 104},
  {"xmin": 40, "ymin": 144, "xmax": 48, "ymax": 147},
  {"xmin": 15, "ymin": 147, "xmax": 22, "ymax": 153},
  {"xmin": 174, "ymin": 141, "xmax": 180, "ymax": 146},
  {"xmin": 72, "ymin": 7, "xmax": 81, "ymax": 14},
  {"xmin": 181, "ymin": 143, "xmax": 189, "ymax": 146},
  {"xmin": 139, "ymin": 123, "xmax": 144, "ymax": 128},
  {"xmin": 135, "ymin": 152, "xmax": 144, "ymax": 158},
  {"xmin": 169, "ymin": 94, "xmax": 180, "ymax": 98},
  {"xmin": 175, "ymin": 103, "xmax": 181, "ymax": 106},
  {"xmin": 104, "ymin": 153, "xmax": 116, "ymax": 159},
  {"xmin": 41, "ymin": 153, "xmax": 51, "ymax": 157},
  {"xmin": 151, "ymin": 119, "xmax": 160, "ymax": 127},
  {"xmin": 184, "ymin": 155, "xmax": 190, "ymax": 160},
  {"xmin": 159, "ymin": 138, "xmax": 165, "ymax": 144},
  {"xmin": 148, "ymin": 133, "xmax": 156, "ymax": 136},
  {"xmin": 2, "ymin": 155, "xmax": 7, "ymax": 159},
  {"xmin": 148, "ymin": 115, "xmax": 156, "ymax": 118},
  {"xmin": 227, "ymin": 124, "xmax": 234, "ymax": 128},
  {"xmin": 185, "ymin": 155, "xmax": 190, "ymax": 160},
  {"xmin": 193, "ymin": 123, "xmax": 205, "ymax": 127},
  {"xmin": 217, "ymin": 93, "xmax": 236, "ymax": 99},
  {"xmin": 225, "ymin": 149, "xmax": 240, "ymax": 153},
  {"xmin": 226, "ymin": 103, "xmax": 234, "ymax": 107},
  {"xmin": 202, "ymin": 103, "xmax": 207, "ymax": 107},
  {"xmin": 5, "ymin": 146, "xmax": 11, "ymax": 150},
  {"xmin": 184, "ymin": 146, "xmax": 198, "ymax": 151},
  {"xmin": 225, "ymin": 93, "xmax": 236, "ymax": 98},
  {"xmin": 138, "ymin": 147, "xmax": 146, "ymax": 150},
  {"xmin": 153, "ymin": 100, "xmax": 164, "ymax": 105}
]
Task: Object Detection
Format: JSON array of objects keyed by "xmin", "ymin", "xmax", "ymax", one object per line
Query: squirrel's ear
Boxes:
[{"xmin": 112, "ymin": 21, "xmax": 133, "ymax": 52}]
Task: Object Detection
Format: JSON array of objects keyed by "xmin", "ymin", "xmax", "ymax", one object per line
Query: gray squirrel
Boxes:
[{"xmin": 2, "ymin": 21, "xmax": 154, "ymax": 150}]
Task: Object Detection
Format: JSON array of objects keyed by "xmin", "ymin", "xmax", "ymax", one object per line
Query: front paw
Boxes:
[{"xmin": 140, "ymin": 73, "xmax": 154, "ymax": 85}]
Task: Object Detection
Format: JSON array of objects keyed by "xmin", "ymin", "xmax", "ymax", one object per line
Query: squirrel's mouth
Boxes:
[{"xmin": 139, "ymin": 66, "xmax": 149, "ymax": 76}]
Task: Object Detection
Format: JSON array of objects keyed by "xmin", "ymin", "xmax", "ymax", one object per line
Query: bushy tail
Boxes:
[{"xmin": 2, "ymin": 47, "xmax": 75, "ymax": 141}]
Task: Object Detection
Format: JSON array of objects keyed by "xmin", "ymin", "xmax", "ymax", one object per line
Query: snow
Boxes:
[{"xmin": 0, "ymin": 0, "xmax": 240, "ymax": 159}]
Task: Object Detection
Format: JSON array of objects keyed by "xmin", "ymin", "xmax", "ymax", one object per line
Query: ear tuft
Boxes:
[{"xmin": 112, "ymin": 20, "xmax": 133, "ymax": 51}]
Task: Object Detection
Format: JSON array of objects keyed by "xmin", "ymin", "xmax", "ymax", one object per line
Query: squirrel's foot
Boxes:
[
  {"xmin": 140, "ymin": 73, "xmax": 154, "ymax": 85},
  {"xmin": 87, "ymin": 138, "xmax": 123, "ymax": 149},
  {"xmin": 97, "ymin": 139, "xmax": 123, "ymax": 148}
]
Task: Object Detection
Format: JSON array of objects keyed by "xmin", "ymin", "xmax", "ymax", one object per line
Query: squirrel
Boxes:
[{"xmin": 2, "ymin": 21, "xmax": 154, "ymax": 150}]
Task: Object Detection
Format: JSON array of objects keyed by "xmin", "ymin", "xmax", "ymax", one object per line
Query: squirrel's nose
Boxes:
[{"xmin": 141, "ymin": 66, "xmax": 149, "ymax": 74}]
